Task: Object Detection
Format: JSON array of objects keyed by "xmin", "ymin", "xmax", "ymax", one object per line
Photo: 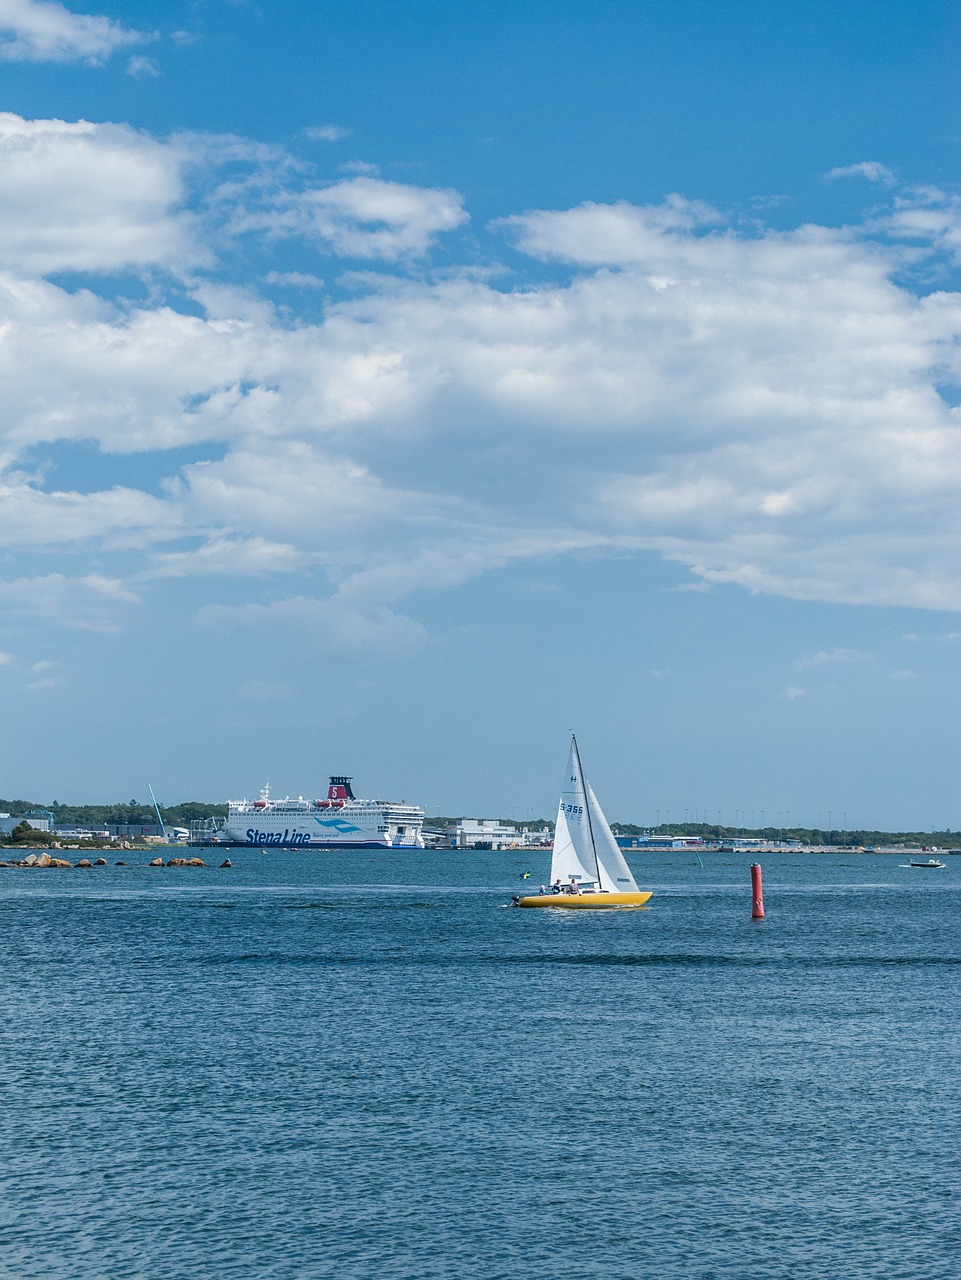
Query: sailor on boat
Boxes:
[{"xmin": 513, "ymin": 736, "xmax": 653, "ymax": 910}]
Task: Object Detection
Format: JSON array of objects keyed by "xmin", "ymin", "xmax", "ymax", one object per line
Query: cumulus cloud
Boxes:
[
  {"xmin": 0, "ymin": 117, "xmax": 959, "ymax": 631},
  {"xmin": 0, "ymin": 0, "xmax": 144, "ymax": 63},
  {"xmin": 0, "ymin": 474, "xmax": 177, "ymax": 548},
  {"xmin": 226, "ymin": 176, "xmax": 468, "ymax": 258},
  {"xmin": 0, "ymin": 115, "xmax": 201, "ymax": 274},
  {"xmin": 498, "ymin": 193, "xmax": 720, "ymax": 265},
  {"xmin": 826, "ymin": 161, "xmax": 896, "ymax": 185}
]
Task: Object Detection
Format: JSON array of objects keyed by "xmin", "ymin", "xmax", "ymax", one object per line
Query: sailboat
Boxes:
[{"xmin": 513, "ymin": 736, "xmax": 653, "ymax": 909}]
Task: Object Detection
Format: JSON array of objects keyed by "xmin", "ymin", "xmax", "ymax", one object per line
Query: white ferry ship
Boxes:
[{"xmin": 209, "ymin": 777, "xmax": 425, "ymax": 848}]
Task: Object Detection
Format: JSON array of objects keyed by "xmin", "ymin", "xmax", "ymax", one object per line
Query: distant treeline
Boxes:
[
  {"xmin": 1, "ymin": 801, "xmax": 956, "ymax": 846},
  {"xmin": 0, "ymin": 799, "xmax": 228, "ymax": 827},
  {"xmin": 426, "ymin": 816, "xmax": 959, "ymax": 847}
]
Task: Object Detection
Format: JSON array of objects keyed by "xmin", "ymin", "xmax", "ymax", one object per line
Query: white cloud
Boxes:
[
  {"xmin": 305, "ymin": 125, "xmax": 350, "ymax": 143},
  {"xmin": 227, "ymin": 176, "xmax": 468, "ymax": 259},
  {"xmin": 125, "ymin": 54, "xmax": 158, "ymax": 78},
  {"xmin": 826, "ymin": 161, "xmax": 896, "ymax": 186},
  {"xmin": 145, "ymin": 536, "xmax": 305, "ymax": 579},
  {"xmin": 0, "ymin": 650, "xmax": 13, "ymax": 664},
  {"xmin": 0, "ymin": 474, "xmax": 178, "ymax": 549},
  {"xmin": 0, "ymin": 0, "xmax": 144, "ymax": 64},
  {"xmin": 0, "ymin": 573, "xmax": 139, "ymax": 630},
  {"xmin": 0, "ymin": 121, "xmax": 958, "ymax": 630},
  {"xmin": 0, "ymin": 115, "xmax": 201, "ymax": 274},
  {"xmin": 26, "ymin": 674, "xmax": 58, "ymax": 689},
  {"xmin": 263, "ymin": 271, "xmax": 325, "ymax": 288},
  {"xmin": 498, "ymin": 193, "xmax": 720, "ymax": 265},
  {"xmin": 783, "ymin": 686, "xmax": 806, "ymax": 699}
]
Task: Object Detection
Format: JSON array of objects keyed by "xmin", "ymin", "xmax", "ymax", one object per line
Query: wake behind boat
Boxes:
[{"xmin": 513, "ymin": 736, "xmax": 652, "ymax": 909}]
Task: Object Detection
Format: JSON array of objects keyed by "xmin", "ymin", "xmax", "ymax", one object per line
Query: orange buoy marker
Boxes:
[{"xmin": 751, "ymin": 862, "xmax": 765, "ymax": 919}]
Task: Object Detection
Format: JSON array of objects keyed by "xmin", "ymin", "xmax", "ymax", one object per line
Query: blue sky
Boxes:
[{"xmin": 0, "ymin": 0, "xmax": 958, "ymax": 829}]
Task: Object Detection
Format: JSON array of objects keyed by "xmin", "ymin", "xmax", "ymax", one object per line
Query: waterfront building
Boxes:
[
  {"xmin": 443, "ymin": 819, "xmax": 550, "ymax": 849},
  {"xmin": 0, "ymin": 810, "xmax": 53, "ymax": 834}
]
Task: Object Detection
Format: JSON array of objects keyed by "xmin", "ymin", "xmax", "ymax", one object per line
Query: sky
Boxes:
[{"xmin": 0, "ymin": 0, "xmax": 958, "ymax": 830}]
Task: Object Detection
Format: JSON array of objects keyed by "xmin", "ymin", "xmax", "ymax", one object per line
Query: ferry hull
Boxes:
[
  {"xmin": 514, "ymin": 891, "xmax": 653, "ymax": 909},
  {"xmin": 220, "ymin": 825, "xmax": 422, "ymax": 849}
]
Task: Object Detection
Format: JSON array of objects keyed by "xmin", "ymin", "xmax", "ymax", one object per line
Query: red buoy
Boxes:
[{"xmin": 751, "ymin": 863, "xmax": 765, "ymax": 919}]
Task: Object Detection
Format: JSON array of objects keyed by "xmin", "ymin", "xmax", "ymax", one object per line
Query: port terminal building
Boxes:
[
  {"xmin": 0, "ymin": 810, "xmax": 53, "ymax": 834},
  {"xmin": 437, "ymin": 819, "xmax": 552, "ymax": 849}
]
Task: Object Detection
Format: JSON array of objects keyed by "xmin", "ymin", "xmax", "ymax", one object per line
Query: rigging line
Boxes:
[{"xmin": 572, "ymin": 734, "xmax": 602, "ymax": 890}]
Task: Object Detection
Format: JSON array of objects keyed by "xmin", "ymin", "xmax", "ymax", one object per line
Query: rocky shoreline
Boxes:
[{"xmin": 0, "ymin": 852, "xmax": 233, "ymax": 870}]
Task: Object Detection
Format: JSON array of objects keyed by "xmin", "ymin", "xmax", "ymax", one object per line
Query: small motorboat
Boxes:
[{"xmin": 907, "ymin": 858, "xmax": 947, "ymax": 869}]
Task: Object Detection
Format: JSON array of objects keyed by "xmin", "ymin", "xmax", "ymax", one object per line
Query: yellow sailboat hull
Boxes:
[{"xmin": 515, "ymin": 891, "xmax": 652, "ymax": 909}]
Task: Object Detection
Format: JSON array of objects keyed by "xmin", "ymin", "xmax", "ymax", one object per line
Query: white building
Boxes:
[
  {"xmin": 0, "ymin": 811, "xmax": 52, "ymax": 834},
  {"xmin": 444, "ymin": 819, "xmax": 551, "ymax": 849}
]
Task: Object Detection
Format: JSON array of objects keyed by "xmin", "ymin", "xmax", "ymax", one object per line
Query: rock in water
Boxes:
[
  {"xmin": 94, "ymin": 857, "xmax": 108, "ymax": 866},
  {"xmin": 219, "ymin": 859, "xmax": 233, "ymax": 868},
  {"xmin": 149, "ymin": 858, "xmax": 163, "ymax": 867},
  {"xmin": 35, "ymin": 852, "xmax": 52, "ymax": 868},
  {"xmin": 76, "ymin": 859, "xmax": 93, "ymax": 868}
]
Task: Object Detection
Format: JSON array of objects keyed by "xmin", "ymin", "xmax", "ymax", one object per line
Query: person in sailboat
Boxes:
[
  {"xmin": 551, "ymin": 879, "xmax": 563, "ymax": 895},
  {"xmin": 568, "ymin": 878, "xmax": 580, "ymax": 895}
]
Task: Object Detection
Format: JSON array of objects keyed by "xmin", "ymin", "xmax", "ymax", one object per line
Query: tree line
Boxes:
[
  {"xmin": 2, "ymin": 799, "xmax": 956, "ymax": 847},
  {"xmin": 0, "ymin": 799, "xmax": 228, "ymax": 827}
]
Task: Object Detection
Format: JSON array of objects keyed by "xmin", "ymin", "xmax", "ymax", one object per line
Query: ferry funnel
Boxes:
[{"xmin": 327, "ymin": 776, "xmax": 355, "ymax": 801}]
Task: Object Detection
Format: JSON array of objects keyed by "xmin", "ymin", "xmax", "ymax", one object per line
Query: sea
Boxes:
[{"xmin": 0, "ymin": 849, "xmax": 956, "ymax": 1280}]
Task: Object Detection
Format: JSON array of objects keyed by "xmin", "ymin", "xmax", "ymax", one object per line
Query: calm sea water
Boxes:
[{"xmin": 0, "ymin": 850, "xmax": 956, "ymax": 1279}]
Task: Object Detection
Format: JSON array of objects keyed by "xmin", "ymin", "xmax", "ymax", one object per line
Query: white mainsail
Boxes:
[{"xmin": 549, "ymin": 737, "xmax": 639, "ymax": 893}]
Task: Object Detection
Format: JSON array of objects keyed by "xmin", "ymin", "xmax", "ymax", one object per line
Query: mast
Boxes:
[
  {"xmin": 147, "ymin": 783, "xmax": 167, "ymax": 842},
  {"xmin": 571, "ymin": 734, "xmax": 602, "ymax": 889}
]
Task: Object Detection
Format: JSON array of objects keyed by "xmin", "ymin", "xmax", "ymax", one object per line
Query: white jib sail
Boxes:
[{"xmin": 549, "ymin": 737, "xmax": 639, "ymax": 893}]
